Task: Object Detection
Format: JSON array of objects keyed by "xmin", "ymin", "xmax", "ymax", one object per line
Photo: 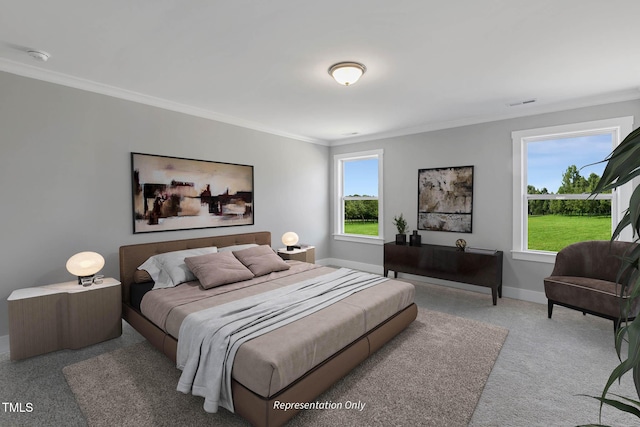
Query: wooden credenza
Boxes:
[{"xmin": 383, "ymin": 242, "xmax": 503, "ymax": 305}]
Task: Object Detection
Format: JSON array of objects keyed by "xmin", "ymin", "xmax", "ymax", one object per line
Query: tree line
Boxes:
[
  {"xmin": 345, "ymin": 198, "xmax": 378, "ymax": 222},
  {"xmin": 528, "ymin": 165, "xmax": 611, "ymax": 216}
]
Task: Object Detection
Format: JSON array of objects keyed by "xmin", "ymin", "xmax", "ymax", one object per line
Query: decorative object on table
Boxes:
[
  {"xmin": 410, "ymin": 230, "xmax": 422, "ymax": 247},
  {"xmin": 281, "ymin": 231, "xmax": 300, "ymax": 251},
  {"xmin": 418, "ymin": 165, "xmax": 473, "ymax": 233},
  {"xmin": 131, "ymin": 152, "xmax": 254, "ymax": 233},
  {"xmin": 455, "ymin": 238, "xmax": 467, "ymax": 251},
  {"xmin": 393, "ymin": 213, "xmax": 408, "ymax": 244},
  {"xmin": 66, "ymin": 251, "xmax": 105, "ymax": 285}
]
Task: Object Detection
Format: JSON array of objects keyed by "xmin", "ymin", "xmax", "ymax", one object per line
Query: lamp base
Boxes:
[
  {"xmin": 286, "ymin": 245, "xmax": 301, "ymax": 251},
  {"xmin": 78, "ymin": 275, "xmax": 94, "ymax": 286}
]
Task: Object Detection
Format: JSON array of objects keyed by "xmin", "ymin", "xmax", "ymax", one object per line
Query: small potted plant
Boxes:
[{"xmin": 393, "ymin": 214, "xmax": 408, "ymax": 244}]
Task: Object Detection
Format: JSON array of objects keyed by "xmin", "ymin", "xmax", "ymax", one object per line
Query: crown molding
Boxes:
[
  {"xmin": 0, "ymin": 58, "xmax": 329, "ymax": 146},
  {"xmin": 329, "ymin": 88, "xmax": 640, "ymax": 146}
]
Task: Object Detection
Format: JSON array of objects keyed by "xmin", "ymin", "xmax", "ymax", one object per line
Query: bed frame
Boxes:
[{"xmin": 119, "ymin": 231, "xmax": 417, "ymax": 427}]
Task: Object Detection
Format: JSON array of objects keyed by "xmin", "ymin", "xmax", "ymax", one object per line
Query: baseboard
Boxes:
[
  {"xmin": 317, "ymin": 258, "xmax": 383, "ymax": 275},
  {"xmin": 0, "ymin": 334, "xmax": 9, "ymax": 356},
  {"xmin": 322, "ymin": 258, "xmax": 547, "ymax": 305}
]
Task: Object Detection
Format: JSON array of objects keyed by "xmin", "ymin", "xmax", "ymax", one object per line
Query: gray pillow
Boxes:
[
  {"xmin": 185, "ymin": 251, "xmax": 255, "ymax": 289},
  {"xmin": 233, "ymin": 245, "xmax": 291, "ymax": 277}
]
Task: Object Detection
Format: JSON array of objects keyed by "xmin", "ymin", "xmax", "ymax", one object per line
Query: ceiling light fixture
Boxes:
[
  {"xmin": 27, "ymin": 50, "xmax": 50, "ymax": 62},
  {"xmin": 328, "ymin": 62, "xmax": 366, "ymax": 86}
]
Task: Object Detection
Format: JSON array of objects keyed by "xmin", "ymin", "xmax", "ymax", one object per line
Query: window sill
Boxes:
[
  {"xmin": 333, "ymin": 234, "xmax": 385, "ymax": 245},
  {"xmin": 511, "ymin": 249, "xmax": 556, "ymax": 264}
]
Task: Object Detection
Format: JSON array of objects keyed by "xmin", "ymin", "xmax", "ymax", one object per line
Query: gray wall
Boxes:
[
  {"xmin": 2, "ymin": 68, "xmax": 638, "ymax": 337},
  {"xmin": 0, "ymin": 71, "xmax": 330, "ymax": 336},
  {"xmin": 330, "ymin": 100, "xmax": 640, "ymax": 301}
]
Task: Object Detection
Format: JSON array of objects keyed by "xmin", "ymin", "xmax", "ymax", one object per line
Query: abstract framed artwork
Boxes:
[
  {"xmin": 418, "ymin": 165, "xmax": 473, "ymax": 233},
  {"xmin": 131, "ymin": 152, "xmax": 254, "ymax": 233}
]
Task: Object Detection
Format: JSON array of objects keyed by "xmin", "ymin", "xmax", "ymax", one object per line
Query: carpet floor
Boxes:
[{"xmin": 62, "ymin": 309, "xmax": 507, "ymax": 427}]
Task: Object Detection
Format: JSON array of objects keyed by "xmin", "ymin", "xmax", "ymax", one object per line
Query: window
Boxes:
[
  {"xmin": 334, "ymin": 150, "xmax": 384, "ymax": 244},
  {"xmin": 512, "ymin": 117, "xmax": 633, "ymax": 263}
]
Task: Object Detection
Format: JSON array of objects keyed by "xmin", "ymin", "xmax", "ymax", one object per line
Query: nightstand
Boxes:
[
  {"xmin": 7, "ymin": 278, "xmax": 122, "ymax": 360},
  {"xmin": 277, "ymin": 246, "xmax": 315, "ymax": 264}
]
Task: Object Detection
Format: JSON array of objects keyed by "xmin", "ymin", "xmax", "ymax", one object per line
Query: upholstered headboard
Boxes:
[{"xmin": 118, "ymin": 231, "xmax": 271, "ymax": 305}]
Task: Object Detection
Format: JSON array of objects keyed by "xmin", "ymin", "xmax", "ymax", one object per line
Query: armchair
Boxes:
[{"xmin": 544, "ymin": 240, "xmax": 639, "ymax": 330}]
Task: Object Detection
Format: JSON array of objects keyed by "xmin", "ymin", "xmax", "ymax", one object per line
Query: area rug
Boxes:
[{"xmin": 63, "ymin": 309, "xmax": 508, "ymax": 427}]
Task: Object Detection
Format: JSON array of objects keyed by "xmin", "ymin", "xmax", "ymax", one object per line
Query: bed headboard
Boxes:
[{"xmin": 118, "ymin": 231, "xmax": 271, "ymax": 304}]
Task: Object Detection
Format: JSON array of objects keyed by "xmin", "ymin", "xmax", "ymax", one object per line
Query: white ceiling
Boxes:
[{"xmin": 2, "ymin": 1, "xmax": 640, "ymax": 145}]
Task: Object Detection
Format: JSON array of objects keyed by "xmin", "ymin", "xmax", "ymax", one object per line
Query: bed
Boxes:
[{"xmin": 119, "ymin": 231, "xmax": 417, "ymax": 427}]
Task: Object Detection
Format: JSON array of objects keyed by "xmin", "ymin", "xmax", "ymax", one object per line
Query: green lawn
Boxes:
[
  {"xmin": 344, "ymin": 216, "xmax": 609, "ymax": 251},
  {"xmin": 528, "ymin": 215, "xmax": 611, "ymax": 252},
  {"xmin": 344, "ymin": 221, "xmax": 379, "ymax": 236}
]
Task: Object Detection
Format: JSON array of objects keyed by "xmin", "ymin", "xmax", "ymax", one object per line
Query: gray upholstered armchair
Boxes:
[{"xmin": 544, "ymin": 240, "xmax": 639, "ymax": 329}]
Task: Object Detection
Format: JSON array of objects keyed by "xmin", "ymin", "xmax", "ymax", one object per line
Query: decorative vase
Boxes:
[
  {"xmin": 395, "ymin": 234, "xmax": 407, "ymax": 245},
  {"xmin": 410, "ymin": 230, "xmax": 422, "ymax": 247}
]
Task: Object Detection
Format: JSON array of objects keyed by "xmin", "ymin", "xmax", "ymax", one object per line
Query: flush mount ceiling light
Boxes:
[{"xmin": 328, "ymin": 62, "xmax": 366, "ymax": 86}]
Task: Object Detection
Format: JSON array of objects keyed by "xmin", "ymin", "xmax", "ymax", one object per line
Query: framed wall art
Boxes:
[
  {"xmin": 418, "ymin": 165, "xmax": 473, "ymax": 233},
  {"xmin": 131, "ymin": 152, "xmax": 254, "ymax": 233}
]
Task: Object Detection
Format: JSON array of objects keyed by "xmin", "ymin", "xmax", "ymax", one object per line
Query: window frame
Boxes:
[
  {"xmin": 512, "ymin": 116, "xmax": 634, "ymax": 263},
  {"xmin": 334, "ymin": 149, "xmax": 384, "ymax": 245}
]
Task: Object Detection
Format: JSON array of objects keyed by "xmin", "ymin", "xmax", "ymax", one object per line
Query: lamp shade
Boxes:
[
  {"xmin": 282, "ymin": 232, "xmax": 299, "ymax": 248},
  {"xmin": 66, "ymin": 251, "xmax": 105, "ymax": 277},
  {"xmin": 328, "ymin": 62, "xmax": 366, "ymax": 86}
]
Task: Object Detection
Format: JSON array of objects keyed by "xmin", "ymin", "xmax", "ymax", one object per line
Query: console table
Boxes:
[{"xmin": 384, "ymin": 242, "xmax": 503, "ymax": 305}]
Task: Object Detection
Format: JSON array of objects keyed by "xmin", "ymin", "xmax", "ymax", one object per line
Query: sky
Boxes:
[
  {"xmin": 527, "ymin": 133, "xmax": 613, "ymax": 193},
  {"xmin": 342, "ymin": 134, "xmax": 612, "ymax": 196},
  {"xmin": 344, "ymin": 158, "xmax": 378, "ymax": 196}
]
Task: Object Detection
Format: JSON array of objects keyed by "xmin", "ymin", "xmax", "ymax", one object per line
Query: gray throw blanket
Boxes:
[{"xmin": 176, "ymin": 268, "xmax": 388, "ymax": 413}]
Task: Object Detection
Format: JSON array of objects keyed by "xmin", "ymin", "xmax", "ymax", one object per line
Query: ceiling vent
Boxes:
[
  {"xmin": 27, "ymin": 50, "xmax": 50, "ymax": 62},
  {"xmin": 507, "ymin": 99, "xmax": 536, "ymax": 107}
]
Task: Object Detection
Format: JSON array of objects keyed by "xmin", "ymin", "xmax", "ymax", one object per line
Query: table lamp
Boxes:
[
  {"xmin": 282, "ymin": 232, "xmax": 300, "ymax": 251},
  {"xmin": 66, "ymin": 251, "xmax": 105, "ymax": 286}
]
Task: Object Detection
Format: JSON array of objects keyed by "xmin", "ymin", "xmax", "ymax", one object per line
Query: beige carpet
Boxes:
[{"xmin": 63, "ymin": 309, "xmax": 508, "ymax": 427}]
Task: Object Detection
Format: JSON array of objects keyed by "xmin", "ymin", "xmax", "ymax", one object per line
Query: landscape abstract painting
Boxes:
[
  {"xmin": 131, "ymin": 153, "xmax": 254, "ymax": 233},
  {"xmin": 418, "ymin": 165, "xmax": 473, "ymax": 233}
]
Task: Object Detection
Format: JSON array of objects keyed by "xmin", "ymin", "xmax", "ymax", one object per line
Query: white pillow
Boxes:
[{"xmin": 138, "ymin": 247, "xmax": 218, "ymax": 289}]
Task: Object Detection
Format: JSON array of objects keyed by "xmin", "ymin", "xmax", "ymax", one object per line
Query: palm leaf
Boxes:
[{"xmin": 585, "ymin": 126, "xmax": 640, "ymax": 425}]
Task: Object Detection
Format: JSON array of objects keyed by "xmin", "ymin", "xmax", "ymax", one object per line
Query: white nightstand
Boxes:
[
  {"xmin": 277, "ymin": 246, "xmax": 315, "ymax": 264},
  {"xmin": 7, "ymin": 278, "xmax": 122, "ymax": 360}
]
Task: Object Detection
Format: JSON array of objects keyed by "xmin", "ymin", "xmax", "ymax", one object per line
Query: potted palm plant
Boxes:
[
  {"xmin": 393, "ymin": 214, "xmax": 408, "ymax": 244},
  {"xmin": 585, "ymin": 126, "xmax": 640, "ymax": 425}
]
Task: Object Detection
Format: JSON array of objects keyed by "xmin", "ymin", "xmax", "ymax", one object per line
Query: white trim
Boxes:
[
  {"xmin": 332, "ymin": 234, "xmax": 385, "ymax": 245},
  {"xmin": 325, "ymin": 258, "xmax": 548, "ymax": 305},
  {"xmin": 0, "ymin": 334, "xmax": 9, "ymax": 356},
  {"xmin": 3, "ymin": 58, "xmax": 639, "ymax": 149},
  {"xmin": 512, "ymin": 116, "xmax": 635, "ymax": 262},
  {"xmin": 333, "ymin": 149, "xmax": 384, "ymax": 240},
  {"xmin": 511, "ymin": 250, "xmax": 557, "ymax": 264},
  {"xmin": 319, "ymin": 258, "xmax": 384, "ymax": 275},
  {"xmin": 0, "ymin": 58, "xmax": 328, "ymax": 146},
  {"xmin": 329, "ymin": 89, "xmax": 640, "ymax": 146}
]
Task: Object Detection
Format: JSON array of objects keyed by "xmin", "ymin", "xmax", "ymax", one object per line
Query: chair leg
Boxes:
[{"xmin": 547, "ymin": 300, "xmax": 553, "ymax": 319}]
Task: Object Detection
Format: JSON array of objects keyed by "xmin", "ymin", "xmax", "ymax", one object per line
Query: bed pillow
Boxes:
[
  {"xmin": 232, "ymin": 245, "xmax": 291, "ymax": 277},
  {"xmin": 185, "ymin": 251, "xmax": 255, "ymax": 289},
  {"xmin": 218, "ymin": 243, "xmax": 259, "ymax": 252},
  {"xmin": 138, "ymin": 246, "xmax": 218, "ymax": 289}
]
